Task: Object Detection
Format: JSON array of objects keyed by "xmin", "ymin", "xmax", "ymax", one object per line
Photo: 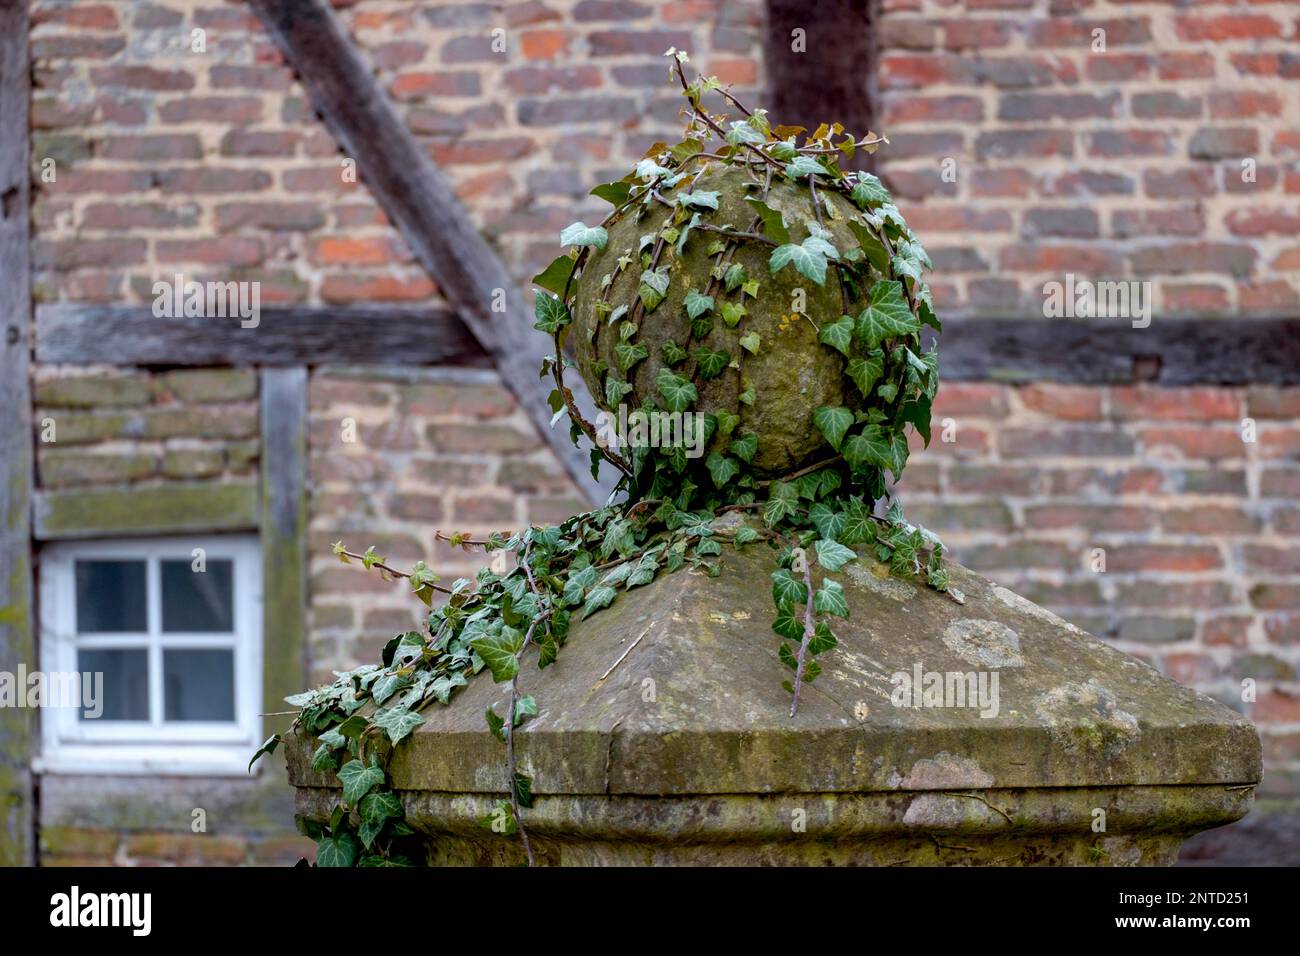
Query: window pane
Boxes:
[
  {"xmin": 163, "ymin": 649, "xmax": 235, "ymax": 722},
  {"xmin": 161, "ymin": 559, "xmax": 234, "ymax": 633},
  {"xmin": 77, "ymin": 648, "xmax": 148, "ymax": 721},
  {"xmin": 75, "ymin": 560, "xmax": 147, "ymax": 633}
]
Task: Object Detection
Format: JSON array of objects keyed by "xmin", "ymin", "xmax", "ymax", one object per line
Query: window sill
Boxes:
[{"xmin": 34, "ymin": 746, "xmax": 261, "ymax": 778}]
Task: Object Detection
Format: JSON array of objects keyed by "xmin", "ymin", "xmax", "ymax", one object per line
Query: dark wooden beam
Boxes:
[
  {"xmin": 248, "ymin": 0, "xmax": 612, "ymax": 504},
  {"xmin": 928, "ymin": 317, "xmax": 1300, "ymax": 386},
  {"xmin": 259, "ymin": 369, "xmax": 309, "ymax": 728},
  {"xmin": 764, "ymin": 0, "xmax": 879, "ymax": 171},
  {"xmin": 0, "ymin": 0, "xmax": 34, "ymax": 867},
  {"xmin": 35, "ymin": 303, "xmax": 488, "ymax": 367}
]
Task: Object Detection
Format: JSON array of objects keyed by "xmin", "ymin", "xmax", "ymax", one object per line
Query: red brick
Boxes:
[
  {"xmin": 1018, "ymin": 384, "xmax": 1103, "ymax": 420},
  {"xmin": 1141, "ymin": 427, "xmax": 1248, "ymax": 461},
  {"xmin": 392, "ymin": 70, "xmax": 483, "ymax": 99},
  {"xmin": 1025, "ymin": 504, "xmax": 1156, "ymax": 533},
  {"xmin": 1107, "ymin": 545, "xmax": 1223, "ymax": 573},
  {"xmin": 155, "ymin": 238, "xmax": 264, "ymax": 267},
  {"xmin": 1161, "ymin": 283, "xmax": 1232, "ymax": 315},
  {"xmin": 321, "ymin": 273, "xmax": 437, "ymax": 303},
  {"xmin": 1244, "ymin": 546, "xmax": 1300, "ymax": 575},
  {"xmin": 1156, "ymin": 52, "xmax": 1216, "ymax": 81},
  {"xmin": 1209, "ymin": 90, "xmax": 1284, "ymax": 119},
  {"xmin": 309, "ymin": 236, "xmax": 408, "ymax": 266},
  {"xmin": 1176, "ymin": 14, "xmax": 1285, "ymax": 42},
  {"xmin": 1247, "ymin": 387, "xmax": 1300, "ymax": 420},
  {"xmin": 1110, "ymin": 386, "xmax": 1241, "ymax": 422},
  {"xmin": 1161, "ymin": 506, "xmax": 1260, "ymax": 535},
  {"xmin": 89, "ymin": 66, "xmax": 195, "ymax": 91},
  {"xmin": 1204, "ymin": 616, "xmax": 1252, "ymax": 648},
  {"xmin": 1241, "ymin": 281, "xmax": 1300, "ymax": 313},
  {"xmin": 34, "ymin": 3, "xmax": 119, "ymax": 29}
]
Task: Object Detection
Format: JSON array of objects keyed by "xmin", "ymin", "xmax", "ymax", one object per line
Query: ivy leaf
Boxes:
[
  {"xmin": 814, "ymin": 580, "xmax": 850, "ymax": 617},
  {"xmin": 311, "ymin": 743, "xmax": 339, "ymax": 774},
  {"xmin": 679, "ymin": 190, "xmax": 720, "ymax": 211},
  {"xmin": 772, "ymin": 606, "xmax": 802, "ymax": 640},
  {"xmin": 809, "ymin": 502, "xmax": 847, "ymax": 541},
  {"xmin": 815, "ymin": 538, "xmax": 857, "ymax": 572},
  {"xmin": 485, "ymin": 705, "xmax": 507, "ymax": 741},
  {"xmin": 771, "ymin": 568, "xmax": 809, "ymax": 609},
  {"xmin": 532, "ymin": 254, "xmax": 578, "ymax": 296},
  {"xmin": 744, "ymin": 196, "xmax": 790, "ymax": 244},
  {"xmin": 693, "ymin": 346, "xmax": 730, "ymax": 380},
  {"xmin": 358, "ymin": 790, "xmax": 403, "ymax": 828},
  {"xmin": 714, "ymin": 408, "xmax": 740, "ymax": 439},
  {"xmin": 249, "ymin": 733, "xmax": 281, "ymax": 772},
  {"xmin": 809, "ymin": 620, "xmax": 839, "ymax": 654},
  {"xmin": 656, "ymin": 368, "xmax": 698, "ymax": 413},
  {"xmin": 729, "ymin": 432, "xmax": 758, "ymax": 463},
  {"xmin": 706, "ymin": 452, "xmax": 740, "ymax": 489},
  {"xmin": 739, "ymin": 331, "xmax": 761, "ymax": 354},
  {"xmin": 661, "ymin": 340, "xmax": 689, "ymax": 366},
  {"xmin": 615, "ymin": 340, "xmax": 649, "ymax": 373},
  {"xmin": 850, "ymin": 172, "xmax": 892, "ymax": 209},
  {"xmin": 684, "ymin": 290, "xmax": 714, "ymax": 319},
  {"xmin": 845, "ymin": 350, "xmax": 885, "ymax": 396},
  {"xmin": 847, "ymin": 219, "xmax": 891, "ymax": 276},
  {"xmin": 726, "ymin": 120, "xmax": 765, "ymax": 146},
  {"xmin": 724, "ymin": 263, "xmax": 745, "ymax": 293},
  {"xmin": 582, "ymin": 585, "xmax": 617, "ymax": 619},
  {"xmin": 785, "ymin": 155, "xmax": 829, "ymax": 179},
  {"xmin": 316, "ymin": 832, "xmax": 358, "ymax": 868},
  {"xmin": 560, "ymin": 221, "xmax": 608, "ymax": 251},
  {"xmin": 763, "ymin": 481, "xmax": 799, "ymax": 526},
  {"xmin": 842, "ymin": 427, "xmax": 890, "ymax": 473},
  {"xmin": 533, "ymin": 292, "xmax": 571, "ymax": 335},
  {"xmin": 813, "ymin": 406, "xmax": 854, "ymax": 451},
  {"xmin": 818, "ymin": 315, "xmax": 854, "ymax": 356},
  {"xmin": 605, "ymin": 375, "xmax": 634, "ymax": 406},
  {"xmin": 374, "ymin": 706, "xmax": 425, "ymax": 745},
  {"xmin": 338, "ymin": 759, "xmax": 386, "ymax": 806},
  {"xmin": 855, "ymin": 280, "xmax": 919, "ymax": 347},
  {"xmin": 720, "ymin": 301, "xmax": 747, "ymax": 327},
  {"xmin": 876, "ymin": 381, "xmax": 898, "ymax": 403},
  {"xmin": 770, "ymin": 241, "xmax": 828, "ymax": 286},
  {"xmin": 512, "ymin": 695, "xmax": 537, "ymax": 728},
  {"xmin": 470, "ymin": 628, "xmax": 524, "ymax": 683},
  {"xmin": 734, "ymin": 526, "xmax": 760, "ymax": 547},
  {"xmin": 638, "ymin": 269, "xmax": 670, "ymax": 311},
  {"xmin": 739, "ymin": 387, "xmax": 756, "ymax": 405},
  {"xmin": 840, "ymin": 498, "xmax": 877, "ymax": 545},
  {"xmin": 591, "ymin": 180, "xmax": 632, "ymax": 206}
]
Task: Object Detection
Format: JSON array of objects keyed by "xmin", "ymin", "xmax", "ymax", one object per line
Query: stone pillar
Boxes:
[{"xmin": 288, "ymin": 549, "xmax": 1260, "ymax": 865}]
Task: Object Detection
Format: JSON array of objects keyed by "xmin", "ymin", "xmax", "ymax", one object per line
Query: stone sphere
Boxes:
[{"xmin": 571, "ymin": 162, "xmax": 874, "ymax": 478}]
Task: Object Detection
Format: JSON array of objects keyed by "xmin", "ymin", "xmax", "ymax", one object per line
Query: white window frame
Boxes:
[{"xmin": 36, "ymin": 535, "xmax": 263, "ymax": 776}]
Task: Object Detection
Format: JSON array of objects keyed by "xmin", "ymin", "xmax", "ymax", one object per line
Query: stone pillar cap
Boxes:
[{"xmin": 293, "ymin": 549, "xmax": 1259, "ymax": 798}]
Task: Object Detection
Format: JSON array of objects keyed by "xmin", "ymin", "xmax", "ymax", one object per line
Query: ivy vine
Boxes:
[{"xmin": 253, "ymin": 52, "xmax": 959, "ymax": 866}]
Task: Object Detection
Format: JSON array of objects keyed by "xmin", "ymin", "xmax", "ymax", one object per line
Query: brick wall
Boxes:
[
  {"xmin": 22, "ymin": 0, "xmax": 1300, "ymax": 862},
  {"xmin": 877, "ymin": 0, "xmax": 1299, "ymax": 318}
]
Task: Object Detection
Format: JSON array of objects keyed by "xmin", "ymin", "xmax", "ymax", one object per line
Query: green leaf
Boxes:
[
  {"xmin": 840, "ymin": 498, "xmax": 877, "ymax": 545},
  {"xmin": 739, "ymin": 331, "xmax": 761, "ymax": 354},
  {"xmin": 591, "ymin": 180, "xmax": 632, "ymax": 206},
  {"xmin": 638, "ymin": 269, "xmax": 669, "ymax": 311},
  {"xmin": 813, "ymin": 406, "xmax": 854, "ymax": 451},
  {"xmin": 855, "ymin": 280, "xmax": 919, "ymax": 347},
  {"xmin": 809, "ymin": 620, "xmax": 839, "ymax": 654},
  {"xmin": 679, "ymin": 190, "xmax": 720, "ymax": 211},
  {"xmin": 605, "ymin": 375, "xmax": 634, "ymax": 406},
  {"xmin": 842, "ymin": 427, "xmax": 890, "ymax": 473},
  {"xmin": 734, "ymin": 525, "xmax": 760, "ymax": 547},
  {"xmin": 818, "ymin": 315, "xmax": 854, "ymax": 356},
  {"xmin": 656, "ymin": 367, "xmax": 697, "ymax": 413},
  {"xmin": 714, "ymin": 408, "xmax": 740, "ymax": 438},
  {"xmin": 850, "ymin": 172, "xmax": 892, "ymax": 208},
  {"xmin": 582, "ymin": 584, "xmax": 617, "ymax": 619},
  {"xmin": 311, "ymin": 743, "xmax": 339, "ymax": 773},
  {"xmin": 248, "ymin": 733, "xmax": 280, "ymax": 772},
  {"xmin": 560, "ymin": 221, "xmax": 608, "ymax": 250},
  {"xmin": 338, "ymin": 759, "xmax": 386, "ymax": 806},
  {"xmin": 359, "ymin": 790, "xmax": 403, "ymax": 827},
  {"xmin": 720, "ymin": 301, "xmax": 747, "ymax": 327},
  {"xmin": 684, "ymin": 290, "xmax": 714, "ymax": 319},
  {"xmin": 772, "ymin": 606, "xmax": 802, "ymax": 641},
  {"xmin": 316, "ymin": 832, "xmax": 358, "ymax": 868},
  {"xmin": 771, "ymin": 568, "xmax": 809, "ymax": 608},
  {"xmin": 724, "ymin": 263, "xmax": 745, "ymax": 293},
  {"xmin": 785, "ymin": 155, "xmax": 829, "ymax": 179},
  {"xmin": 744, "ymin": 196, "xmax": 790, "ymax": 244},
  {"xmin": 763, "ymin": 481, "xmax": 799, "ymax": 526},
  {"xmin": 470, "ymin": 628, "xmax": 524, "ymax": 682},
  {"xmin": 532, "ymin": 254, "xmax": 578, "ymax": 296},
  {"xmin": 614, "ymin": 340, "xmax": 649, "ymax": 373},
  {"xmin": 533, "ymin": 292, "xmax": 571, "ymax": 335},
  {"xmin": 726, "ymin": 120, "xmax": 765, "ymax": 146},
  {"xmin": 661, "ymin": 340, "xmax": 689, "ymax": 366},
  {"xmin": 770, "ymin": 241, "xmax": 828, "ymax": 285},
  {"xmin": 814, "ymin": 579, "xmax": 850, "ymax": 617},
  {"xmin": 693, "ymin": 346, "xmax": 730, "ymax": 380},
  {"xmin": 485, "ymin": 705, "xmax": 507, "ymax": 741},
  {"xmin": 705, "ymin": 452, "xmax": 740, "ymax": 489},
  {"xmin": 815, "ymin": 538, "xmax": 857, "ymax": 572},
  {"xmin": 374, "ymin": 705, "xmax": 425, "ymax": 745},
  {"xmin": 845, "ymin": 350, "xmax": 885, "ymax": 396},
  {"xmin": 739, "ymin": 387, "xmax": 756, "ymax": 405},
  {"xmin": 809, "ymin": 502, "xmax": 847, "ymax": 541},
  {"xmin": 729, "ymin": 432, "xmax": 758, "ymax": 463}
]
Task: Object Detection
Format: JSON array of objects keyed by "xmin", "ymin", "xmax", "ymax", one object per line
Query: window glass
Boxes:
[
  {"xmin": 75, "ymin": 560, "xmax": 147, "ymax": 633},
  {"xmin": 77, "ymin": 648, "xmax": 149, "ymax": 721},
  {"xmin": 163, "ymin": 649, "xmax": 235, "ymax": 722},
  {"xmin": 161, "ymin": 558, "xmax": 234, "ymax": 633}
]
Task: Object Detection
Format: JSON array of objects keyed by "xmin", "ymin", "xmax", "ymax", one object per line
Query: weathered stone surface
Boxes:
[
  {"xmin": 570, "ymin": 165, "xmax": 870, "ymax": 476},
  {"xmin": 288, "ymin": 545, "xmax": 1260, "ymax": 866}
]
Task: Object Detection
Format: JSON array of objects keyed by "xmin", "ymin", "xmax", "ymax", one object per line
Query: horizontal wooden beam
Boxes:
[
  {"xmin": 33, "ymin": 481, "xmax": 259, "ymax": 540},
  {"xmin": 929, "ymin": 317, "xmax": 1300, "ymax": 386},
  {"xmin": 35, "ymin": 303, "xmax": 488, "ymax": 367}
]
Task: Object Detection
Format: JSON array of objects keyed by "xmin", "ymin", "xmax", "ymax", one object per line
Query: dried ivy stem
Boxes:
[
  {"xmin": 506, "ymin": 616, "xmax": 538, "ymax": 867},
  {"xmin": 788, "ymin": 552, "xmax": 817, "ymax": 718},
  {"xmin": 335, "ymin": 549, "xmax": 453, "ymax": 594}
]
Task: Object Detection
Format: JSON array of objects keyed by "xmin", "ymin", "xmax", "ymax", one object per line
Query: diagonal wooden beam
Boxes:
[
  {"xmin": 248, "ymin": 0, "xmax": 612, "ymax": 504},
  {"xmin": 0, "ymin": 0, "xmax": 34, "ymax": 866}
]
